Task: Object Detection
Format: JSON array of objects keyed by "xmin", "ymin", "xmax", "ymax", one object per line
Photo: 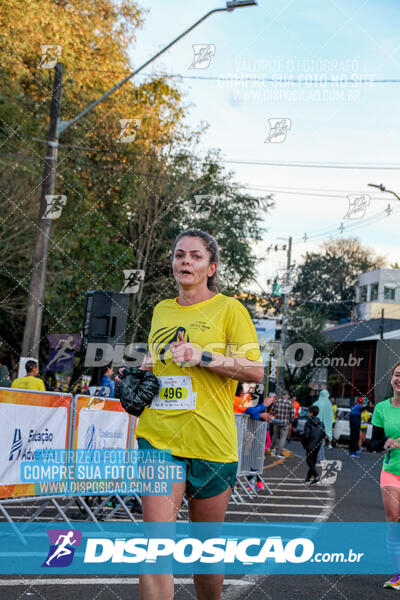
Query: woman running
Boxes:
[
  {"xmin": 372, "ymin": 361, "xmax": 400, "ymax": 590},
  {"xmin": 135, "ymin": 229, "xmax": 263, "ymax": 600}
]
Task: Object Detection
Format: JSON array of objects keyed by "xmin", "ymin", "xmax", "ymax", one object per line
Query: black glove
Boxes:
[{"xmin": 118, "ymin": 367, "xmax": 160, "ymax": 417}]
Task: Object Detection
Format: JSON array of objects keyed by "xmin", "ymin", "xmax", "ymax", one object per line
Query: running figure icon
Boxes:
[
  {"xmin": 42, "ymin": 529, "xmax": 82, "ymax": 568},
  {"xmin": 46, "ymin": 531, "xmax": 77, "ymax": 566}
]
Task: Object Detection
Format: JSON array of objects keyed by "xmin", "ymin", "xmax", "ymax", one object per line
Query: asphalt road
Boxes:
[{"xmin": 0, "ymin": 441, "xmax": 391, "ymax": 600}]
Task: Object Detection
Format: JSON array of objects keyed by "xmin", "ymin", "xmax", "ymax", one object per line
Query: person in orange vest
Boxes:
[
  {"xmin": 233, "ymin": 382, "xmax": 254, "ymax": 414},
  {"xmin": 287, "ymin": 394, "xmax": 301, "ymax": 442}
]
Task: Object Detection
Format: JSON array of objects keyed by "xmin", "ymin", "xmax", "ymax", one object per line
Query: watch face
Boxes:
[{"xmin": 201, "ymin": 351, "xmax": 212, "ymax": 363}]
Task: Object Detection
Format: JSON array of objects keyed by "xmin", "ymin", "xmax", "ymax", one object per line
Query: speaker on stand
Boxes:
[{"xmin": 69, "ymin": 291, "xmax": 130, "ymax": 393}]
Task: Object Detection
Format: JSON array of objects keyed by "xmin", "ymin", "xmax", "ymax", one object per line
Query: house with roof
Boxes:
[{"xmin": 323, "ymin": 269, "xmax": 400, "ymax": 404}]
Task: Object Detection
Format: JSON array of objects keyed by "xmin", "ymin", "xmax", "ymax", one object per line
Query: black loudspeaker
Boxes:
[{"xmin": 81, "ymin": 291, "xmax": 130, "ymax": 356}]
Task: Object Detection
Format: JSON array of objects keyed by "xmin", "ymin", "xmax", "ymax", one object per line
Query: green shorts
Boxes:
[{"xmin": 137, "ymin": 438, "xmax": 238, "ymax": 499}]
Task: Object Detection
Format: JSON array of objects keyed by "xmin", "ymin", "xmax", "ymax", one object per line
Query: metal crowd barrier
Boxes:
[
  {"xmin": 0, "ymin": 389, "xmax": 273, "ymax": 524},
  {"xmin": 233, "ymin": 414, "xmax": 272, "ymax": 502},
  {"xmin": 0, "ymin": 388, "xmax": 141, "ymax": 525}
]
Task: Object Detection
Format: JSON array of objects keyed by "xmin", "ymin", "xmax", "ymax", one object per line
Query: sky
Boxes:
[{"xmin": 127, "ymin": 0, "xmax": 400, "ymax": 294}]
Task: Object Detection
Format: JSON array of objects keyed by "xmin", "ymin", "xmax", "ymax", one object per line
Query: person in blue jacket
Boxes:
[
  {"xmin": 233, "ymin": 382, "xmax": 271, "ymax": 421},
  {"xmin": 349, "ymin": 396, "xmax": 365, "ymax": 457},
  {"xmin": 99, "ymin": 365, "xmax": 115, "ymax": 398}
]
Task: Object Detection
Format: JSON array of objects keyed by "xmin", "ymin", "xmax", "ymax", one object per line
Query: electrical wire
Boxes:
[{"xmin": 221, "ymin": 159, "xmax": 400, "ymax": 170}]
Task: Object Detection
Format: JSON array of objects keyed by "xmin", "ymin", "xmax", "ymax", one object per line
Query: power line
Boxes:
[
  {"xmin": 3, "ymin": 54, "xmax": 400, "ymax": 84},
  {"xmin": 244, "ymin": 184, "xmax": 374, "ymax": 193},
  {"xmin": 39, "ymin": 68, "xmax": 400, "ymax": 85},
  {"xmin": 243, "ymin": 187, "xmax": 385, "ymax": 200},
  {"xmin": 26, "ymin": 140, "xmax": 400, "ymax": 171},
  {"xmin": 150, "ymin": 74, "xmax": 400, "ymax": 84},
  {"xmin": 291, "ymin": 204, "xmax": 400, "ymax": 245},
  {"xmin": 222, "ymin": 159, "xmax": 400, "ymax": 170}
]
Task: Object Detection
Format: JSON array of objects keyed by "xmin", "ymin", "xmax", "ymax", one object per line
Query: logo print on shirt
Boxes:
[{"xmin": 150, "ymin": 327, "xmax": 189, "ymax": 364}]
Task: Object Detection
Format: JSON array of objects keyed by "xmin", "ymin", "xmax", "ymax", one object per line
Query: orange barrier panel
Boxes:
[
  {"xmin": 0, "ymin": 388, "xmax": 72, "ymax": 499},
  {"xmin": 73, "ymin": 395, "xmax": 131, "ymax": 450}
]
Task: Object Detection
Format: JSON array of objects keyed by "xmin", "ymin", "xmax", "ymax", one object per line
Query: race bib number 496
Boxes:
[{"xmin": 151, "ymin": 376, "xmax": 196, "ymax": 410}]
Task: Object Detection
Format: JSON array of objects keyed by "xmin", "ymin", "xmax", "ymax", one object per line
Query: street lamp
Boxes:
[
  {"xmin": 368, "ymin": 183, "xmax": 400, "ymax": 202},
  {"xmin": 21, "ymin": 1, "xmax": 258, "ymax": 361},
  {"xmin": 227, "ymin": 1, "xmax": 258, "ymax": 8}
]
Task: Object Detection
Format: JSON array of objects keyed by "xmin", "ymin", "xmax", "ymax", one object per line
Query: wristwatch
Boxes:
[{"xmin": 200, "ymin": 351, "xmax": 213, "ymax": 366}]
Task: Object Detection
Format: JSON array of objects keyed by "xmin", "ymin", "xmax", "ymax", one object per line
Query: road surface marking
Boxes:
[{"xmin": 0, "ymin": 578, "xmax": 252, "ymax": 586}]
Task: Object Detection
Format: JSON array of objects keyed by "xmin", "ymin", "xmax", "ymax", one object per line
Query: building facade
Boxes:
[{"xmin": 356, "ymin": 268, "xmax": 400, "ymax": 320}]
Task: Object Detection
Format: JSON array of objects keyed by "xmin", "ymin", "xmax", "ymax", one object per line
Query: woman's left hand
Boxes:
[{"xmin": 170, "ymin": 331, "xmax": 203, "ymax": 366}]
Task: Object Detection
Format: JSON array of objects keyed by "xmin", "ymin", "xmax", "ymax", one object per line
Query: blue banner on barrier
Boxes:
[{"xmin": 0, "ymin": 522, "xmax": 397, "ymax": 574}]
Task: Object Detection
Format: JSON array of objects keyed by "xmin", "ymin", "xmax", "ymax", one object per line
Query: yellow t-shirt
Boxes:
[
  {"xmin": 360, "ymin": 409, "xmax": 371, "ymax": 430},
  {"xmin": 11, "ymin": 376, "xmax": 45, "ymax": 391},
  {"xmin": 135, "ymin": 293, "xmax": 262, "ymax": 462}
]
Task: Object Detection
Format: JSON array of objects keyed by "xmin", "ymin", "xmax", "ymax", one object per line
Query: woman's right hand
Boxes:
[{"xmin": 384, "ymin": 438, "xmax": 400, "ymax": 451}]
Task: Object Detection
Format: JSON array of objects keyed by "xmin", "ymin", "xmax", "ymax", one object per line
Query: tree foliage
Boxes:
[
  {"xmin": 284, "ymin": 306, "xmax": 331, "ymax": 403},
  {"xmin": 292, "ymin": 237, "xmax": 386, "ymax": 321},
  {"xmin": 0, "ymin": 0, "xmax": 273, "ymax": 369}
]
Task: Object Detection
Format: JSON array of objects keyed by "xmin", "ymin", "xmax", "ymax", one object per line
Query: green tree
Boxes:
[
  {"xmin": 292, "ymin": 237, "xmax": 386, "ymax": 321},
  {"xmin": 283, "ymin": 306, "xmax": 331, "ymax": 403}
]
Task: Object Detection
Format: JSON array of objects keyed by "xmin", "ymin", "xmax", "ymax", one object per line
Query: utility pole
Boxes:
[
  {"xmin": 277, "ymin": 236, "xmax": 293, "ymax": 390},
  {"xmin": 21, "ymin": 63, "xmax": 63, "ymax": 360},
  {"xmin": 280, "ymin": 236, "xmax": 292, "ymax": 352}
]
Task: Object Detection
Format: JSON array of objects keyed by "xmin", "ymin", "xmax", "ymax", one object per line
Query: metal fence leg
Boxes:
[
  {"xmin": 231, "ymin": 485, "xmax": 245, "ymax": 504},
  {"xmin": 258, "ymin": 475, "xmax": 273, "ymax": 495},
  {"xmin": 246, "ymin": 475, "xmax": 261, "ymax": 497},
  {"xmin": 112, "ymin": 495, "xmax": 136, "ymax": 522},
  {"xmin": 0, "ymin": 503, "xmax": 27, "ymax": 545},
  {"xmin": 104, "ymin": 495, "xmax": 138, "ymax": 522},
  {"xmin": 21, "ymin": 499, "xmax": 52, "ymax": 525},
  {"xmin": 50, "ymin": 498, "xmax": 73, "ymax": 524},
  {"xmin": 236, "ymin": 477, "xmax": 255, "ymax": 499},
  {"xmin": 75, "ymin": 496, "xmax": 99, "ymax": 524}
]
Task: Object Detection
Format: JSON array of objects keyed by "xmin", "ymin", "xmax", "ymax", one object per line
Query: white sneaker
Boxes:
[{"xmin": 270, "ymin": 449, "xmax": 276, "ymax": 456}]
